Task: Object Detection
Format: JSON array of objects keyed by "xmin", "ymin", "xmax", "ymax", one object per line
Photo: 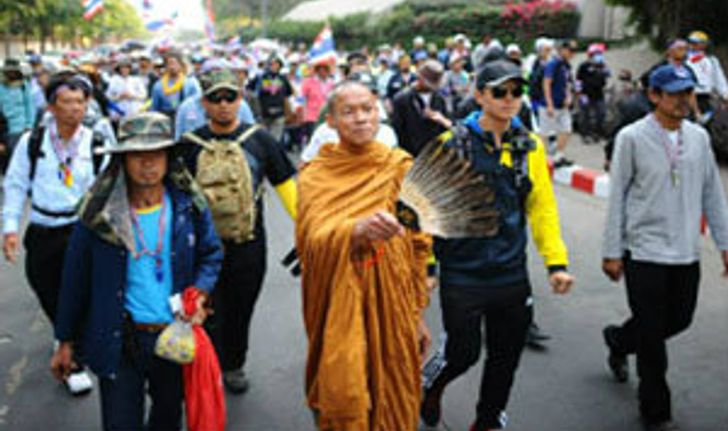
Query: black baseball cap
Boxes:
[{"xmin": 476, "ymin": 60, "xmax": 525, "ymax": 90}]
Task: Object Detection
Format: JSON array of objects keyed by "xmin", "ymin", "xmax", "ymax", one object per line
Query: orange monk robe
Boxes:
[{"xmin": 296, "ymin": 141, "xmax": 432, "ymax": 431}]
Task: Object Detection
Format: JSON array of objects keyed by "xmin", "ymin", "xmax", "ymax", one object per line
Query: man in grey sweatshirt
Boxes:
[{"xmin": 601, "ymin": 64, "xmax": 728, "ymax": 431}]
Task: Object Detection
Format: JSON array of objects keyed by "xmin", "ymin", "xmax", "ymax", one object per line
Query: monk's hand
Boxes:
[
  {"xmin": 418, "ymin": 318, "xmax": 432, "ymax": 363},
  {"xmin": 549, "ymin": 271, "xmax": 574, "ymax": 295},
  {"xmin": 354, "ymin": 211, "xmax": 405, "ymax": 243}
]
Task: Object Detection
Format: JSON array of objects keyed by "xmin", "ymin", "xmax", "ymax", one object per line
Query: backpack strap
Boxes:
[
  {"xmin": 182, "ymin": 132, "xmax": 214, "ymax": 150},
  {"xmin": 234, "ymin": 124, "xmax": 262, "ymax": 146},
  {"xmin": 27, "ymin": 126, "xmax": 46, "ymax": 182},
  {"xmin": 91, "ymin": 131, "xmax": 105, "ymax": 175}
]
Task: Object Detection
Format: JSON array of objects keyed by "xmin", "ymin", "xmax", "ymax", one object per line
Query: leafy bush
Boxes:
[{"xmin": 251, "ymin": 1, "xmax": 581, "ymax": 50}]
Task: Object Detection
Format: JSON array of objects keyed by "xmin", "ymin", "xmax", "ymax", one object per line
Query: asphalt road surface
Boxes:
[{"xmin": 1, "ymin": 156, "xmax": 727, "ymax": 430}]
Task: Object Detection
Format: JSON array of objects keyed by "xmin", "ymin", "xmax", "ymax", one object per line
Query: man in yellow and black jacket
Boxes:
[{"xmin": 421, "ymin": 60, "xmax": 574, "ymax": 431}]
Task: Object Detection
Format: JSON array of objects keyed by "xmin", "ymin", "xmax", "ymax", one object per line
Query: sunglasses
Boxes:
[
  {"xmin": 490, "ymin": 85, "xmax": 524, "ymax": 99},
  {"xmin": 206, "ymin": 91, "xmax": 239, "ymax": 104}
]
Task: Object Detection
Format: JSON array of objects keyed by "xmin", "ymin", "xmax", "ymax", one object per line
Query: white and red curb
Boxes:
[{"xmin": 547, "ymin": 160, "xmax": 610, "ymax": 199}]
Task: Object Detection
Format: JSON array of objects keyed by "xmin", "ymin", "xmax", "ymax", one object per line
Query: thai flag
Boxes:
[
  {"xmin": 146, "ymin": 11, "xmax": 178, "ymax": 32},
  {"xmin": 226, "ymin": 36, "xmax": 241, "ymax": 51},
  {"xmin": 82, "ymin": 0, "xmax": 104, "ymax": 20},
  {"xmin": 204, "ymin": 0, "xmax": 216, "ymax": 43},
  {"xmin": 308, "ymin": 26, "xmax": 337, "ymax": 65}
]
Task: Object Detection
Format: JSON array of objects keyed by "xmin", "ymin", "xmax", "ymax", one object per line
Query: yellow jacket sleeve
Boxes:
[
  {"xmin": 524, "ymin": 133, "xmax": 569, "ymax": 269},
  {"xmin": 275, "ymin": 178, "xmax": 298, "ymax": 220}
]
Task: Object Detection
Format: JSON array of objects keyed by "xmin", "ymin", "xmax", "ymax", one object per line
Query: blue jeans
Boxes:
[{"xmin": 99, "ymin": 330, "xmax": 183, "ymax": 431}]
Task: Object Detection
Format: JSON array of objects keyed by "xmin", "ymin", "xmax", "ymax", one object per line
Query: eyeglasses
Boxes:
[
  {"xmin": 490, "ymin": 85, "xmax": 524, "ymax": 99},
  {"xmin": 205, "ymin": 91, "xmax": 238, "ymax": 104}
]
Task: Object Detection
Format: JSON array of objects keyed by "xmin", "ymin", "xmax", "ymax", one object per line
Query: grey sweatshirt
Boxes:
[{"xmin": 602, "ymin": 115, "xmax": 728, "ymax": 264}]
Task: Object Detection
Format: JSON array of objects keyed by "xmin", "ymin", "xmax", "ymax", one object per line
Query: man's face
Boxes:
[
  {"xmin": 671, "ymin": 45, "xmax": 688, "ymax": 62},
  {"xmin": 49, "ymin": 89, "xmax": 88, "ymax": 129},
  {"xmin": 140, "ymin": 59, "xmax": 151, "ymax": 70},
  {"xmin": 165, "ymin": 57, "xmax": 181, "ymax": 75},
  {"xmin": 649, "ymin": 88, "xmax": 693, "ymax": 120},
  {"xmin": 399, "ymin": 57, "xmax": 411, "ymax": 73},
  {"xmin": 119, "ymin": 65, "xmax": 131, "ymax": 77},
  {"xmin": 315, "ymin": 65, "xmax": 329, "ymax": 78},
  {"xmin": 327, "ymin": 85, "xmax": 379, "ymax": 147},
  {"xmin": 560, "ymin": 47, "xmax": 574, "ymax": 61},
  {"xmin": 269, "ymin": 60, "xmax": 282, "ymax": 73},
  {"xmin": 475, "ymin": 79, "xmax": 523, "ymax": 122},
  {"xmin": 202, "ymin": 89, "xmax": 242, "ymax": 126},
  {"xmin": 4, "ymin": 71, "xmax": 22, "ymax": 82},
  {"xmin": 124, "ymin": 150, "xmax": 167, "ymax": 189}
]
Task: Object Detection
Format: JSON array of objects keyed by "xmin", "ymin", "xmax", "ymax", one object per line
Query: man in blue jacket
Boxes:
[
  {"xmin": 50, "ymin": 112, "xmax": 223, "ymax": 431},
  {"xmin": 0, "ymin": 58, "xmax": 35, "ymax": 173}
]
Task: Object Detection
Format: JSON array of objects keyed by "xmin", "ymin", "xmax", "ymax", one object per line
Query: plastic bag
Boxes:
[
  {"xmin": 182, "ymin": 287, "xmax": 226, "ymax": 431},
  {"xmin": 154, "ymin": 320, "xmax": 196, "ymax": 364}
]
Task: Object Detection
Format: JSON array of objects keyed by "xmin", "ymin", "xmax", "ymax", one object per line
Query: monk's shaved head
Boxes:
[
  {"xmin": 326, "ymin": 81, "xmax": 379, "ymax": 147},
  {"xmin": 328, "ymin": 81, "xmax": 376, "ymax": 116}
]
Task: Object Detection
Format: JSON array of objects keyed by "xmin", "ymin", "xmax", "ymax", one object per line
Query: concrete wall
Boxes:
[{"xmin": 575, "ymin": 0, "xmax": 632, "ymax": 40}]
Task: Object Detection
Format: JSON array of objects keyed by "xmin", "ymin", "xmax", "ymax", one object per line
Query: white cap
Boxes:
[
  {"xmin": 506, "ymin": 44, "xmax": 521, "ymax": 55},
  {"xmin": 413, "ymin": 36, "xmax": 425, "ymax": 46},
  {"xmin": 535, "ymin": 37, "xmax": 555, "ymax": 53}
]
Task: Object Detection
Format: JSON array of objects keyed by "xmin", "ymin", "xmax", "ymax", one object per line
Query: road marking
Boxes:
[
  {"xmin": 5, "ymin": 356, "xmax": 28, "ymax": 396},
  {"xmin": 29, "ymin": 311, "xmax": 47, "ymax": 334},
  {"xmin": 0, "ymin": 334, "xmax": 11, "ymax": 346},
  {"xmin": 0, "ymin": 404, "xmax": 8, "ymax": 425}
]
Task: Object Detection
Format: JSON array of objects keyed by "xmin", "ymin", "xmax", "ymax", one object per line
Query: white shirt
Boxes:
[
  {"xmin": 2, "ymin": 123, "xmax": 107, "ymax": 233},
  {"xmin": 687, "ymin": 52, "xmax": 728, "ymax": 98},
  {"xmin": 106, "ymin": 74, "xmax": 147, "ymax": 119},
  {"xmin": 301, "ymin": 123, "xmax": 399, "ymax": 162}
]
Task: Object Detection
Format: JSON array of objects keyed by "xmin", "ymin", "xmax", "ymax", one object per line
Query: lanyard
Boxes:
[
  {"xmin": 130, "ymin": 197, "xmax": 168, "ymax": 283},
  {"xmin": 650, "ymin": 114, "xmax": 683, "ymax": 187},
  {"xmin": 48, "ymin": 123, "xmax": 82, "ymax": 188}
]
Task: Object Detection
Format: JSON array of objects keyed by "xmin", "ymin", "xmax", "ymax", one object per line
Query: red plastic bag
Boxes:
[{"xmin": 182, "ymin": 288, "xmax": 226, "ymax": 431}]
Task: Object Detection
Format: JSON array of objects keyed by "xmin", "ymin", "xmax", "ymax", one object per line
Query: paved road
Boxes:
[{"xmin": 1, "ymin": 151, "xmax": 727, "ymax": 430}]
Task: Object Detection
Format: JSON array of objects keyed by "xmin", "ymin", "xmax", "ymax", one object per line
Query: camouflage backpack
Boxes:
[{"xmin": 183, "ymin": 125, "xmax": 262, "ymax": 243}]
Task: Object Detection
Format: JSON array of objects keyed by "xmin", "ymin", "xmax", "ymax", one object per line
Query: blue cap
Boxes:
[{"xmin": 649, "ymin": 64, "xmax": 695, "ymax": 93}]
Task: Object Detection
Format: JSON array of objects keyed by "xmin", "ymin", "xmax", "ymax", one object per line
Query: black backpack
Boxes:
[{"xmin": 27, "ymin": 126, "xmax": 105, "ymax": 182}]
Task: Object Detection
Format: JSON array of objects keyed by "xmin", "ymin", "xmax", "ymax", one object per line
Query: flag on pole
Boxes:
[
  {"xmin": 145, "ymin": 11, "xmax": 179, "ymax": 32},
  {"xmin": 82, "ymin": 0, "xmax": 104, "ymax": 20},
  {"xmin": 204, "ymin": 0, "xmax": 216, "ymax": 43},
  {"xmin": 308, "ymin": 26, "xmax": 336, "ymax": 66}
]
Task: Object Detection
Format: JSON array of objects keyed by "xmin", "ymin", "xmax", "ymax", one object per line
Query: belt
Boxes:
[
  {"xmin": 31, "ymin": 204, "xmax": 77, "ymax": 218},
  {"xmin": 134, "ymin": 323, "xmax": 168, "ymax": 333}
]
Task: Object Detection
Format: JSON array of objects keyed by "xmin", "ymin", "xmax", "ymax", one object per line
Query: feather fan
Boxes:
[{"xmin": 397, "ymin": 133, "xmax": 500, "ymax": 238}]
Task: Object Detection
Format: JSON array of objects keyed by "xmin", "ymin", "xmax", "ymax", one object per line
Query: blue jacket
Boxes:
[
  {"xmin": 55, "ymin": 183, "xmax": 223, "ymax": 378},
  {"xmin": 0, "ymin": 81, "xmax": 34, "ymax": 135},
  {"xmin": 434, "ymin": 112, "xmax": 568, "ymax": 288}
]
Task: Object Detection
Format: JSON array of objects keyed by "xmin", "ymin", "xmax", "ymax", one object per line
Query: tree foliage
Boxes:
[
  {"xmin": 607, "ymin": 0, "xmax": 728, "ymax": 47},
  {"xmin": 0, "ymin": 0, "xmax": 145, "ymax": 50}
]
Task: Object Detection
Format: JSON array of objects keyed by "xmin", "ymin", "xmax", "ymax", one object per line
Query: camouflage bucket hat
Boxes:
[
  {"xmin": 97, "ymin": 112, "xmax": 175, "ymax": 154},
  {"xmin": 201, "ymin": 68, "xmax": 240, "ymax": 97}
]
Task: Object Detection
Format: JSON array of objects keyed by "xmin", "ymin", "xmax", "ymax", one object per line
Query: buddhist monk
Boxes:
[{"xmin": 296, "ymin": 81, "xmax": 433, "ymax": 431}]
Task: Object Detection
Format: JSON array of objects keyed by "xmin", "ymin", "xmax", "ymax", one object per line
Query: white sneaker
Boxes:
[{"xmin": 65, "ymin": 370, "xmax": 93, "ymax": 396}]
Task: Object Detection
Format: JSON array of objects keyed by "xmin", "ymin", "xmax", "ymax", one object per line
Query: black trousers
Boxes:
[
  {"xmin": 429, "ymin": 282, "xmax": 533, "ymax": 430},
  {"xmin": 205, "ymin": 237, "xmax": 267, "ymax": 371},
  {"xmin": 99, "ymin": 331, "xmax": 183, "ymax": 431},
  {"xmin": 611, "ymin": 255, "xmax": 700, "ymax": 424},
  {"xmin": 23, "ymin": 223, "xmax": 74, "ymax": 324}
]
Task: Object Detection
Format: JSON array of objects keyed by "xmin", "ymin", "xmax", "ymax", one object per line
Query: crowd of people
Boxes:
[{"xmin": 0, "ymin": 27, "xmax": 727, "ymax": 431}]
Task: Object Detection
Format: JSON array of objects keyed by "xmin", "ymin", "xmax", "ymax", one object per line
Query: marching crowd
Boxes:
[{"xmin": 0, "ymin": 28, "xmax": 727, "ymax": 431}]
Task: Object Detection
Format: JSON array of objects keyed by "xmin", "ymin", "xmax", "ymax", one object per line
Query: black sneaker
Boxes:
[
  {"xmin": 420, "ymin": 386, "xmax": 443, "ymax": 428},
  {"xmin": 553, "ymin": 158, "xmax": 574, "ymax": 168},
  {"xmin": 525, "ymin": 322, "xmax": 551, "ymax": 350},
  {"xmin": 223, "ymin": 369, "xmax": 250, "ymax": 394},
  {"xmin": 603, "ymin": 325, "xmax": 629, "ymax": 383}
]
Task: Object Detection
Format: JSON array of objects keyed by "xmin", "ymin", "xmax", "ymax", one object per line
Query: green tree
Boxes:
[{"xmin": 607, "ymin": 0, "xmax": 728, "ymax": 47}]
